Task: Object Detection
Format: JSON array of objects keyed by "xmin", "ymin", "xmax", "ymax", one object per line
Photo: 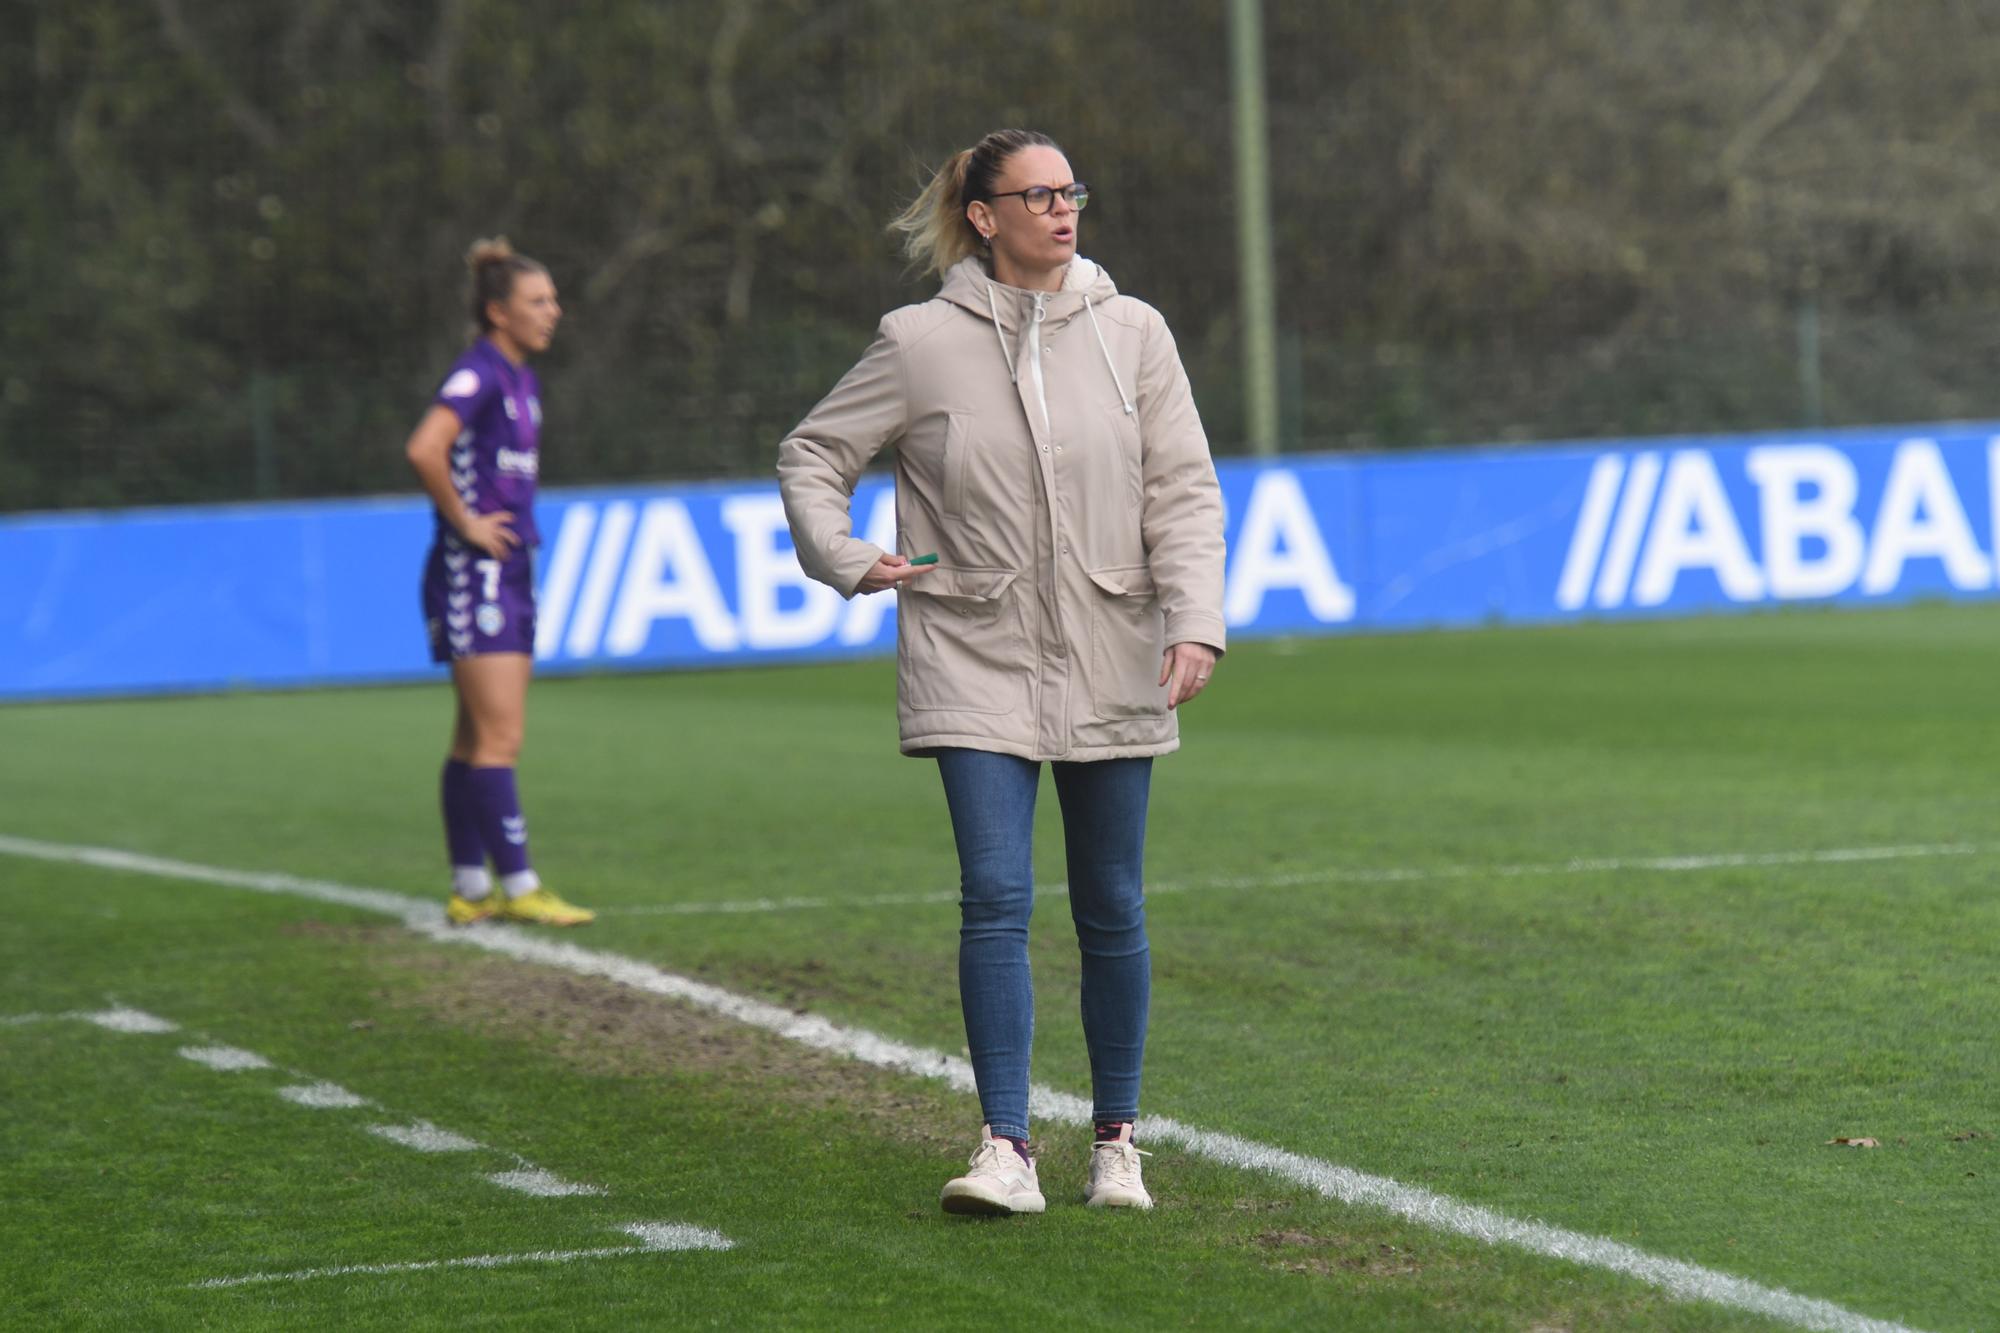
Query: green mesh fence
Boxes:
[{"xmin": 7, "ymin": 0, "xmax": 1999, "ymax": 511}]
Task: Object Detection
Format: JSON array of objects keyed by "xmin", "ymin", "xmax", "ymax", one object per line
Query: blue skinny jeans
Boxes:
[{"xmin": 935, "ymin": 747, "xmax": 1152, "ymax": 1142}]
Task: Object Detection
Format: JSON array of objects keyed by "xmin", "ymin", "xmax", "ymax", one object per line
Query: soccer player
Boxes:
[
  {"xmin": 404, "ymin": 237, "xmax": 593, "ymax": 928},
  {"xmin": 779, "ymin": 131, "xmax": 1226, "ymax": 1213}
]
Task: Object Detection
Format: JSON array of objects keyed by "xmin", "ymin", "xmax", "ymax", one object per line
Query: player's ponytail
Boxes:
[
  {"xmin": 888, "ymin": 129, "xmax": 1060, "ymax": 279},
  {"xmin": 465, "ymin": 236, "xmax": 546, "ymax": 334}
]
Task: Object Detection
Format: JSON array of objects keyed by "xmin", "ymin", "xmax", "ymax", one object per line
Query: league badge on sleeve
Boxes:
[{"xmin": 441, "ymin": 369, "xmax": 480, "ymax": 399}]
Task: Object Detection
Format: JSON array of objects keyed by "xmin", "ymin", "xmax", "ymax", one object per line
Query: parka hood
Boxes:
[
  {"xmin": 935, "ymin": 255, "xmax": 1120, "ymax": 329},
  {"xmin": 935, "ymin": 256, "xmax": 1133, "ymax": 411}
]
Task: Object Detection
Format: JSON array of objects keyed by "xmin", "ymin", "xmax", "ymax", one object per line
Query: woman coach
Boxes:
[{"xmin": 777, "ymin": 129, "xmax": 1226, "ymax": 1216}]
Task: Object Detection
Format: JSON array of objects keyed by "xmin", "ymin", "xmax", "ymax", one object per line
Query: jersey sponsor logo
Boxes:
[
  {"xmin": 440, "ymin": 369, "xmax": 480, "ymax": 399},
  {"xmin": 503, "ymin": 398, "xmax": 519, "ymax": 420},
  {"xmin": 495, "ymin": 447, "xmax": 539, "ymax": 477},
  {"xmin": 1557, "ymin": 440, "xmax": 1998, "ymax": 611}
]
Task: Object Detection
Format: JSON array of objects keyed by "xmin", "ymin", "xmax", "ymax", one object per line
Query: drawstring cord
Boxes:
[
  {"xmin": 1085, "ymin": 295, "xmax": 1136, "ymax": 415},
  {"xmin": 987, "ymin": 281, "xmax": 1135, "ymax": 417},
  {"xmin": 986, "ymin": 284, "xmax": 1019, "ymax": 383}
]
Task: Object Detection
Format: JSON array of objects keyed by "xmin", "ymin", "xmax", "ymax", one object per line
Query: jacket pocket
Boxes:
[
  {"xmin": 898, "ymin": 566, "xmax": 1025, "ymax": 714},
  {"xmin": 943, "ymin": 412, "xmax": 971, "ymax": 520},
  {"xmin": 1105, "ymin": 400, "xmax": 1143, "ymax": 512},
  {"xmin": 1086, "ymin": 565, "xmax": 1167, "ymax": 721}
]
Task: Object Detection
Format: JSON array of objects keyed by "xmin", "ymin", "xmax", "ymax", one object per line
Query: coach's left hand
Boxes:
[{"xmin": 1162, "ymin": 641, "xmax": 1219, "ymax": 710}]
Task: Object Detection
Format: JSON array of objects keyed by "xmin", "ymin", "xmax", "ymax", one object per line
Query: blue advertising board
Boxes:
[{"xmin": 6, "ymin": 422, "xmax": 2000, "ymax": 699}]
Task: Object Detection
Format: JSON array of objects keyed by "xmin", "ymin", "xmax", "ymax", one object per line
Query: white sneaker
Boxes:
[
  {"xmin": 940, "ymin": 1127, "xmax": 1045, "ymax": 1216},
  {"xmin": 1086, "ymin": 1123, "xmax": 1153, "ymax": 1208}
]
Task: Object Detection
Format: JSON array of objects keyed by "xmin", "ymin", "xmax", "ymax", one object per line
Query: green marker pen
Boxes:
[{"xmin": 909, "ymin": 553, "xmax": 939, "ymax": 566}]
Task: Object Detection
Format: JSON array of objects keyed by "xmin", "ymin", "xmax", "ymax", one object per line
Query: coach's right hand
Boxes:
[
  {"xmin": 460, "ymin": 510, "xmax": 519, "ymax": 559},
  {"xmin": 856, "ymin": 553, "xmax": 932, "ymax": 595}
]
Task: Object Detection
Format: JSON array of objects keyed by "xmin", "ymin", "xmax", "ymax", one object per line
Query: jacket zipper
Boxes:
[{"xmin": 1027, "ymin": 292, "xmax": 1051, "ymax": 438}]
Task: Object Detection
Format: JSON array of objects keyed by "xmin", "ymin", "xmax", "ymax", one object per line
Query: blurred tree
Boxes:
[{"xmin": 4, "ymin": 0, "xmax": 1999, "ymax": 511}]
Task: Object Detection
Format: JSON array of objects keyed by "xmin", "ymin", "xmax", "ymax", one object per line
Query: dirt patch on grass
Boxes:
[
  {"xmin": 1255, "ymin": 1230, "xmax": 1429, "ymax": 1279},
  {"xmin": 716, "ymin": 953, "xmax": 951, "ymax": 1015},
  {"xmin": 366, "ymin": 936, "xmax": 964, "ymax": 1151}
]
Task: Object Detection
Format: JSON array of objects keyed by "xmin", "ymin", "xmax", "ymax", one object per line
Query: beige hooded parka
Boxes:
[{"xmin": 778, "ymin": 255, "xmax": 1226, "ymax": 761}]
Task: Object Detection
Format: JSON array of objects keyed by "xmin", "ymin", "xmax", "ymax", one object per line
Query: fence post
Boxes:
[
  {"xmin": 1229, "ymin": 0, "xmax": 1280, "ymax": 456},
  {"xmin": 1796, "ymin": 287, "xmax": 1823, "ymax": 428}
]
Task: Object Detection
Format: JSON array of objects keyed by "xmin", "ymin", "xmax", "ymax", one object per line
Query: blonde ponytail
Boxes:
[
  {"xmin": 888, "ymin": 150, "xmax": 978, "ymax": 279},
  {"xmin": 888, "ymin": 130, "xmax": 1061, "ymax": 280}
]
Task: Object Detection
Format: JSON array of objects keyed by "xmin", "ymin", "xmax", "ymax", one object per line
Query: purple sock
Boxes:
[
  {"xmin": 467, "ymin": 765, "xmax": 533, "ymax": 879},
  {"xmin": 440, "ymin": 760, "xmax": 485, "ymax": 873}
]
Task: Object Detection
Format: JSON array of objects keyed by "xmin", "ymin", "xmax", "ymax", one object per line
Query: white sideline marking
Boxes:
[
  {"xmin": 189, "ymin": 1219, "xmax": 731, "ymax": 1289},
  {"xmin": 80, "ymin": 1006, "xmax": 180, "ymax": 1033},
  {"xmin": 14, "ymin": 989, "xmax": 663, "ymax": 1266},
  {"xmin": 368, "ymin": 1120, "xmax": 482, "ymax": 1153},
  {"xmin": 0, "ymin": 833, "xmax": 1926, "ymax": 1333},
  {"xmin": 277, "ymin": 1081, "xmax": 371, "ymax": 1110},
  {"xmin": 597, "ymin": 842, "xmax": 1982, "ymax": 916},
  {"xmin": 622, "ymin": 1222, "xmax": 732, "ymax": 1251},
  {"xmin": 487, "ymin": 1168, "xmax": 605, "ymax": 1198},
  {"xmin": 178, "ymin": 1044, "xmax": 273, "ymax": 1072},
  {"xmin": 1, "ymin": 1012, "xmax": 57, "ymax": 1026}
]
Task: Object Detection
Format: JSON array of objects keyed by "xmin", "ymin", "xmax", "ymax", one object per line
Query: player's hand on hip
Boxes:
[
  {"xmin": 460, "ymin": 510, "xmax": 519, "ymax": 559},
  {"xmin": 1161, "ymin": 641, "xmax": 1219, "ymax": 709},
  {"xmin": 856, "ymin": 554, "xmax": 932, "ymax": 595}
]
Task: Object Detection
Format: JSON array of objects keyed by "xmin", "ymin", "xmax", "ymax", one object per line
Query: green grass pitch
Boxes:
[{"xmin": 2, "ymin": 605, "xmax": 1994, "ymax": 1330}]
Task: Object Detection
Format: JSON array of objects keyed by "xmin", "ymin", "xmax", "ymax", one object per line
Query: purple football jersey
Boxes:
[{"xmin": 432, "ymin": 337, "xmax": 543, "ymax": 548}]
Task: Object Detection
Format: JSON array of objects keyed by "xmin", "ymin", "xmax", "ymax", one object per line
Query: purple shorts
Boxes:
[{"xmin": 422, "ymin": 536, "xmax": 537, "ymax": 663}]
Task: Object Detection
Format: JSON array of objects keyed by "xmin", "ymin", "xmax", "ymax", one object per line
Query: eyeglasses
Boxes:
[{"xmin": 984, "ymin": 183, "xmax": 1090, "ymax": 214}]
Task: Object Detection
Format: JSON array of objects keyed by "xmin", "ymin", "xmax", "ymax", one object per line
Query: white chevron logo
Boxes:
[
  {"xmin": 444, "ymin": 551, "xmax": 469, "ymax": 571},
  {"xmin": 447, "ymin": 611, "xmax": 471, "ymax": 631},
  {"xmin": 501, "ymin": 816, "xmax": 528, "ymax": 846},
  {"xmin": 448, "ymin": 592, "xmax": 471, "ymax": 611},
  {"xmin": 1553, "ymin": 440, "xmax": 1999, "ymax": 612}
]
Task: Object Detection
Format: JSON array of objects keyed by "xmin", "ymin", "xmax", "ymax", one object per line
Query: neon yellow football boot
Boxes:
[
  {"xmin": 446, "ymin": 893, "xmax": 498, "ymax": 925},
  {"xmin": 497, "ymin": 887, "xmax": 596, "ymax": 927}
]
